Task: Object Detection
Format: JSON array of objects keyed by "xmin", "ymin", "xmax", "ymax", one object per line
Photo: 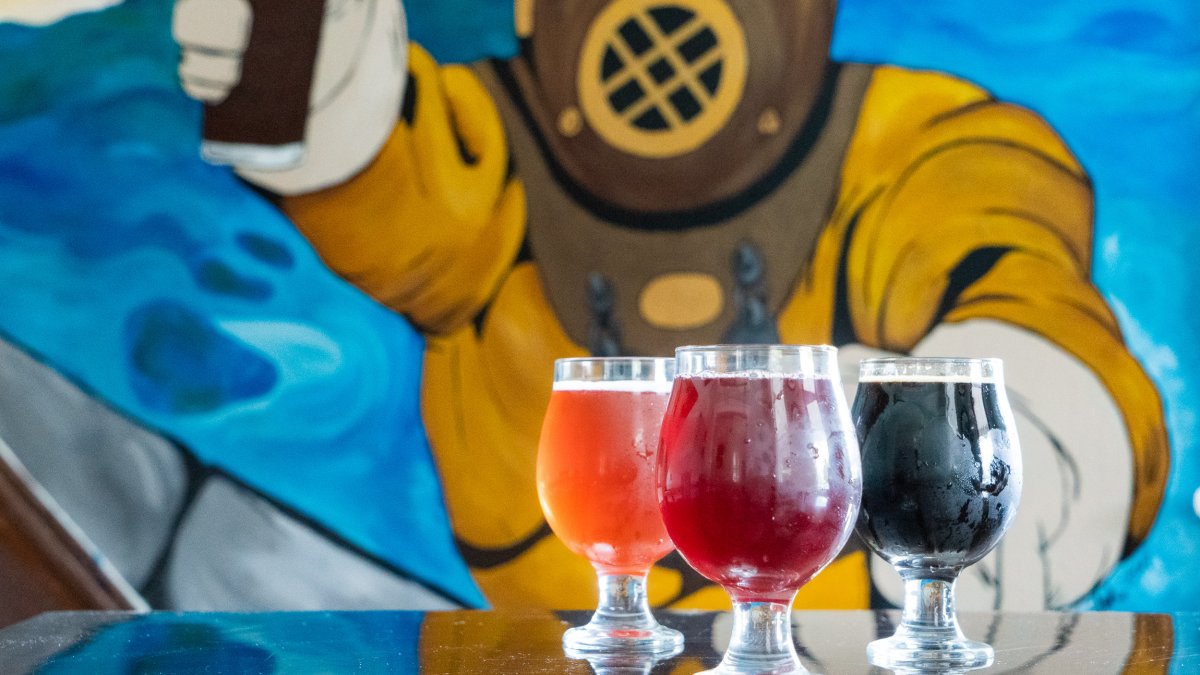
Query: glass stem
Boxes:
[
  {"xmin": 589, "ymin": 573, "xmax": 657, "ymax": 630},
  {"xmin": 720, "ymin": 600, "xmax": 802, "ymax": 672},
  {"xmin": 898, "ymin": 572, "xmax": 966, "ymax": 639},
  {"xmin": 588, "ymin": 664, "xmax": 655, "ymax": 675}
]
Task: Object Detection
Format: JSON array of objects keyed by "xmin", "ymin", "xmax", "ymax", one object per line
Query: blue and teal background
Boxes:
[{"xmin": 0, "ymin": 0, "xmax": 1196, "ymax": 632}]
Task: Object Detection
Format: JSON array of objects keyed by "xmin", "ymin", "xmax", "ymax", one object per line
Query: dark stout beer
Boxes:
[{"xmin": 853, "ymin": 378, "xmax": 1021, "ymax": 573}]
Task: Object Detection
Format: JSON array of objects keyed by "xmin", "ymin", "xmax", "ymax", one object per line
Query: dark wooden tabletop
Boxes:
[{"xmin": 0, "ymin": 609, "xmax": 1192, "ymax": 673}]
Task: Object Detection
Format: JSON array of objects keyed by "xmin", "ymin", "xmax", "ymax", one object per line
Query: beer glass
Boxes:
[
  {"xmin": 657, "ymin": 345, "xmax": 861, "ymax": 674},
  {"xmin": 537, "ymin": 357, "xmax": 684, "ymax": 655},
  {"xmin": 854, "ymin": 357, "xmax": 1022, "ymax": 670}
]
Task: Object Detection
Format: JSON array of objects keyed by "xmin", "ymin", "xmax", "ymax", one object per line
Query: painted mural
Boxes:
[{"xmin": 0, "ymin": 0, "xmax": 1196, "ymax": 617}]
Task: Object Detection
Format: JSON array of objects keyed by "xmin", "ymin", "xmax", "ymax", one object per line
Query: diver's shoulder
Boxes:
[
  {"xmin": 866, "ymin": 65, "xmax": 991, "ymax": 99},
  {"xmin": 845, "ymin": 63, "xmax": 1082, "ymax": 174},
  {"xmin": 837, "ymin": 65, "xmax": 990, "ymax": 175},
  {"xmin": 859, "ymin": 64, "xmax": 993, "ymax": 124}
]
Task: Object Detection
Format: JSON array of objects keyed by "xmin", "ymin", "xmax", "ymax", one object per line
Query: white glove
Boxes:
[
  {"xmin": 172, "ymin": 0, "xmax": 409, "ymax": 194},
  {"xmin": 840, "ymin": 319, "xmax": 1134, "ymax": 610},
  {"xmin": 172, "ymin": 0, "xmax": 252, "ymax": 104}
]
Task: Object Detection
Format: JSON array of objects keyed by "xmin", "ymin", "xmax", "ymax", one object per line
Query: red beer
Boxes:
[{"xmin": 658, "ymin": 373, "xmax": 859, "ymax": 602}]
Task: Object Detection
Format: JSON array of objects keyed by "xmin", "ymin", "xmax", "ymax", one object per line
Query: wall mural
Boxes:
[{"xmin": 0, "ymin": 0, "xmax": 1196, "ymax": 618}]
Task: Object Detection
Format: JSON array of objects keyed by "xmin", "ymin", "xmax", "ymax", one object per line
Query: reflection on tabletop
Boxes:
[{"xmin": 0, "ymin": 609, "xmax": 1178, "ymax": 674}]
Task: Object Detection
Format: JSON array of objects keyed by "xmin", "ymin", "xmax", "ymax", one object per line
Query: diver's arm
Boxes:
[
  {"xmin": 279, "ymin": 46, "xmax": 526, "ymax": 334},
  {"xmin": 834, "ymin": 69, "xmax": 1166, "ymax": 612}
]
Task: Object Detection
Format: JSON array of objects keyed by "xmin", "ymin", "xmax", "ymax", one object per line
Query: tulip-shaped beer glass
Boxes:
[
  {"xmin": 537, "ymin": 357, "xmax": 684, "ymax": 655},
  {"xmin": 854, "ymin": 357, "xmax": 1022, "ymax": 670},
  {"xmin": 658, "ymin": 345, "xmax": 861, "ymax": 674}
]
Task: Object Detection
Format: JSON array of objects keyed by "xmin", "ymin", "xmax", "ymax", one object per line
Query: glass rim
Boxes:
[
  {"xmin": 673, "ymin": 344, "xmax": 838, "ymax": 378},
  {"xmin": 555, "ymin": 356, "xmax": 673, "ymax": 366},
  {"xmin": 675, "ymin": 344, "xmax": 837, "ymax": 355},
  {"xmin": 553, "ymin": 356, "xmax": 675, "ymax": 390},
  {"xmin": 859, "ymin": 356, "xmax": 1003, "ymax": 383}
]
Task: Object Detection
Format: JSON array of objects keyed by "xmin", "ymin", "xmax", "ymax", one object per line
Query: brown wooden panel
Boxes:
[{"xmin": 0, "ymin": 445, "xmax": 136, "ymax": 627}]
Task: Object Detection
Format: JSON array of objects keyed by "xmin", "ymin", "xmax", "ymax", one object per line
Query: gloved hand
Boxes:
[
  {"xmin": 172, "ymin": 0, "xmax": 251, "ymax": 105},
  {"xmin": 172, "ymin": 0, "xmax": 409, "ymax": 194},
  {"xmin": 281, "ymin": 44, "xmax": 526, "ymax": 334}
]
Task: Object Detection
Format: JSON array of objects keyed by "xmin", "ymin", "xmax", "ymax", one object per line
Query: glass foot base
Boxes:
[
  {"xmin": 867, "ymin": 634, "xmax": 994, "ymax": 671},
  {"xmin": 696, "ymin": 658, "xmax": 809, "ymax": 675},
  {"xmin": 563, "ymin": 623, "xmax": 684, "ymax": 656}
]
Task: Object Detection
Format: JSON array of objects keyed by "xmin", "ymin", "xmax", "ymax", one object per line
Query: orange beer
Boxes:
[
  {"xmin": 537, "ymin": 383, "xmax": 673, "ymax": 574},
  {"xmin": 536, "ymin": 357, "xmax": 683, "ymax": 654}
]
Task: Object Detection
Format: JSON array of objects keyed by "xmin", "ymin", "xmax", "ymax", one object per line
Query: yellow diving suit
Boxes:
[{"xmin": 279, "ymin": 45, "xmax": 1168, "ymax": 611}]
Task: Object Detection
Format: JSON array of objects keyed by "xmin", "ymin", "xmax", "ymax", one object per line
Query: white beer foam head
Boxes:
[
  {"xmin": 685, "ymin": 370, "xmax": 837, "ymax": 381},
  {"xmin": 858, "ymin": 357, "xmax": 1001, "ymax": 384},
  {"xmin": 553, "ymin": 379, "xmax": 674, "ymax": 394},
  {"xmin": 858, "ymin": 373, "xmax": 999, "ymax": 384}
]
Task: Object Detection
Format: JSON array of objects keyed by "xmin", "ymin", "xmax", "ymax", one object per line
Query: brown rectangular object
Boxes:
[
  {"xmin": 0, "ymin": 447, "xmax": 136, "ymax": 627},
  {"xmin": 201, "ymin": 0, "xmax": 326, "ymax": 147}
]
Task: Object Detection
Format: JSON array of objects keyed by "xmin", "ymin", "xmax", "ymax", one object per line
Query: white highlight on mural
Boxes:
[
  {"xmin": 1109, "ymin": 299, "xmax": 1179, "ymax": 386},
  {"xmin": 0, "ymin": 0, "xmax": 122, "ymax": 25},
  {"xmin": 1194, "ymin": 487, "xmax": 1199, "ymax": 519},
  {"xmin": 1110, "ymin": 297, "xmax": 1194, "ymax": 452},
  {"xmin": 217, "ymin": 319, "xmax": 345, "ymax": 384},
  {"xmin": 1102, "ymin": 233, "xmax": 1120, "ymax": 268}
]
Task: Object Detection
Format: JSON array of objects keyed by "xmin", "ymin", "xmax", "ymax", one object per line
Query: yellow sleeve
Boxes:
[
  {"xmin": 837, "ymin": 66, "xmax": 1168, "ymax": 546},
  {"xmin": 280, "ymin": 45, "xmax": 526, "ymax": 334}
]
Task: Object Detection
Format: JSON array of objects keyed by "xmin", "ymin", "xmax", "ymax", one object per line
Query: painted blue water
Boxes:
[{"xmin": 0, "ymin": 0, "xmax": 483, "ymax": 607}]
